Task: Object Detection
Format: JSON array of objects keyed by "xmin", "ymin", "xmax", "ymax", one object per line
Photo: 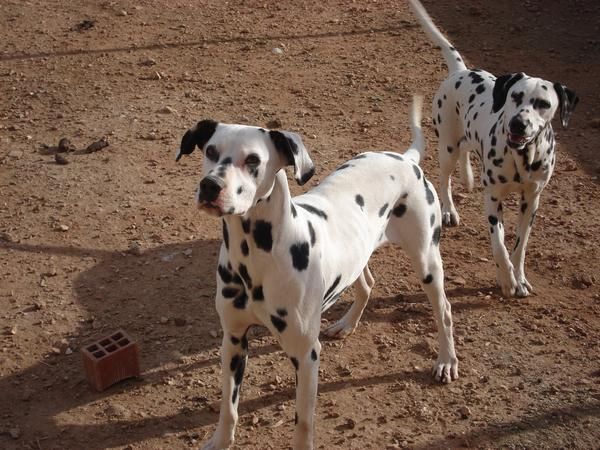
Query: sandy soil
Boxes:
[{"xmin": 1, "ymin": 0, "xmax": 599, "ymax": 449}]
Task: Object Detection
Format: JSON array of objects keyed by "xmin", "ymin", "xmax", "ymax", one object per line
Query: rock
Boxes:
[
  {"xmin": 158, "ymin": 106, "xmax": 177, "ymax": 114},
  {"xmin": 182, "ymin": 248, "xmax": 193, "ymax": 257},
  {"xmin": 65, "ymin": 347, "xmax": 73, "ymax": 355},
  {"xmin": 139, "ymin": 58, "xmax": 157, "ymax": 66},
  {"xmin": 9, "ymin": 427, "xmax": 20, "ymax": 439},
  {"xmin": 117, "ymin": 10, "xmax": 128, "ymax": 16},
  {"xmin": 160, "ymin": 316, "xmax": 169, "ymax": 324},
  {"xmin": 9, "ymin": 325, "xmax": 17, "ymax": 335},
  {"xmin": 272, "ymin": 47, "xmax": 284, "ymax": 55},
  {"xmin": 174, "ymin": 317, "xmax": 187, "ymax": 327},
  {"xmin": 82, "ymin": 137, "xmax": 109, "ymax": 154},
  {"xmin": 266, "ymin": 118, "xmax": 283, "ymax": 129},
  {"xmin": 55, "ymin": 224, "xmax": 69, "ymax": 232},
  {"xmin": 458, "ymin": 405, "xmax": 471, "ymax": 419},
  {"xmin": 127, "ymin": 241, "xmax": 143, "ymax": 256},
  {"xmin": 209, "ymin": 330, "xmax": 219, "ymax": 338},
  {"xmin": 57, "ymin": 137, "xmax": 76, "ymax": 152},
  {"xmin": 55, "ymin": 153, "xmax": 69, "ymax": 165}
]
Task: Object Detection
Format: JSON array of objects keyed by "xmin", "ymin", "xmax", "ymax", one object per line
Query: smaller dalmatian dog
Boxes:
[
  {"xmin": 176, "ymin": 97, "xmax": 458, "ymax": 450},
  {"xmin": 409, "ymin": 0, "xmax": 579, "ymax": 297}
]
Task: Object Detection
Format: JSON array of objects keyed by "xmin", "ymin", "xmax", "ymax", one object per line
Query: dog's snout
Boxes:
[
  {"xmin": 199, "ymin": 176, "xmax": 225, "ymax": 202},
  {"xmin": 509, "ymin": 116, "xmax": 527, "ymax": 135}
]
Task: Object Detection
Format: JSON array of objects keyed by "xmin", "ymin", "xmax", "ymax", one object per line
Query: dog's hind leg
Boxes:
[
  {"xmin": 323, "ymin": 264, "xmax": 374, "ymax": 339},
  {"xmin": 386, "ymin": 185, "xmax": 458, "ymax": 382}
]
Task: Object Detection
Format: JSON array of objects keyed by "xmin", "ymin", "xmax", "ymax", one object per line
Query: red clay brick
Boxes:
[{"xmin": 81, "ymin": 329, "xmax": 140, "ymax": 391}]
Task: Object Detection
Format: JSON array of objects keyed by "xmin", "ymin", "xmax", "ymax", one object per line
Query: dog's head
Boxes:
[
  {"xmin": 176, "ymin": 120, "xmax": 314, "ymax": 217},
  {"xmin": 492, "ymin": 72, "xmax": 579, "ymax": 150}
]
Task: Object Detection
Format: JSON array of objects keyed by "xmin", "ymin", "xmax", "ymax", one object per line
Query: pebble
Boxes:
[
  {"xmin": 160, "ymin": 316, "xmax": 169, "ymax": 324},
  {"xmin": 272, "ymin": 47, "xmax": 284, "ymax": 55},
  {"xmin": 458, "ymin": 405, "xmax": 471, "ymax": 419},
  {"xmin": 55, "ymin": 153, "xmax": 69, "ymax": 165},
  {"xmin": 9, "ymin": 427, "xmax": 20, "ymax": 439},
  {"xmin": 158, "ymin": 106, "xmax": 177, "ymax": 114},
  {"xmin": 55, "ymin": 224, "xmax": 69, "ymax": 232},
  {"xmin": 127, "ymin": 241, "xmax": 143, "ymax": 256}
]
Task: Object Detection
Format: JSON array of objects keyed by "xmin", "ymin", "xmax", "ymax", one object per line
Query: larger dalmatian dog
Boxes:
[
  {"xmin": 176, "ymin": 97, "xmax": 458, "ymax": 450},
  {"xmin": 409, "ymin": 0, "xmax": 579, "ymax": 297}
]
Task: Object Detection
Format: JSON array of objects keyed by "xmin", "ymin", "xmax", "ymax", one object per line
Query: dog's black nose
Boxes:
[
  {"xmin": 509, "ymin": 117, "xmax": 527, "ymax": 135},
  {"xmin": 199, "ymin": 176, "xmax": 224, "ymax": 202}
]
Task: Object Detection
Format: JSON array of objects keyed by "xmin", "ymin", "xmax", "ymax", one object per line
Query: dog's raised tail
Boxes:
[
  {"xmin": 408, "ymin": 0, "xmax": 467, "ymax": 75},
  {"xmin": 404, "ymin": 94, "xmax": 426, "ymax": 164}
]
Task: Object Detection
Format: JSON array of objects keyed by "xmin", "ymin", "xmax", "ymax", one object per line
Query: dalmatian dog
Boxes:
[
  {"xmin": 409, "ymin": 0, "xmax": 579, "ymax": 298},
  {"xmin": 176, "ymin": 96, "xmax": 458, "ymax": 450}
]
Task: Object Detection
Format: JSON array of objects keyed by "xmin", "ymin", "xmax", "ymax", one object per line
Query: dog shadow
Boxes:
[{"xmin": 0, "ymin": 239, "xmax": 492, "ymax": 449}]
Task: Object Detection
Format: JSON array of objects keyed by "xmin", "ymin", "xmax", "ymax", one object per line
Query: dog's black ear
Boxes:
[
  {"xmin": 553, "ymin": 83, "xmax": 579, "ymax": 128},
  {"xmin": 269, "ymin": 130, "xmax": 315, "ymax": 185},
  {"xmin": 176, "ymin": 119, "xmax": 218, "ymax": 162},
  {"xmin": 492, "ymin": 72, "xmax": 525, "ymax": 113}
]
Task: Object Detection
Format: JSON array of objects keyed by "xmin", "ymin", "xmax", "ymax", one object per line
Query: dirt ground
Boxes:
[{"xmin": 1, "ymin": 1, "xmax": 599, "ymax": 449}]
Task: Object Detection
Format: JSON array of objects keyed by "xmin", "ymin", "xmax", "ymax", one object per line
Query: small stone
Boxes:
[
  {"xmin": 158, "ymin": 106, "xmax": 177, "ymax": 114},
  {"xmin": 56, "ymin": 224, "xmax": 69, "ymax": 232},
  {"xmin": 251, "ymin": 414, "xmax": 259, "ymax": 425},
  {"xmin": 266, "ymin": 118, "xmax": 283, "ymax": 129},
  {"xmin": 55, "ymin": 153, "xmax": 69, "ymax": 165},
  {"xmin": 127, "ymin": 241, "xmax": 143, "ymax": 256},
  {"xmin": 139, "ymin": 58, "xmax": 157, "ymax": 66},
  {"xmin": 160, "ymin": 317, "xmax": 169, "ymax": 324},
  {"xmin": 65, "ymin": 347, "xmax": 73, "ymax": 355},
  {"xmin": 174, "ymin": 317, "xmax": 187, "ymax": 327},
  {"xmin": 272, "ymin": 47, "xmax": 284, "ymax": 55},
  {"xmin": 209, "ymin": 330, "xmax": 219, "ymax": 338},
  {"xmin": 183, "ymin": 248, "xmax": 193, "ymax": 257},
  {"xmin": 9, "ymin": 427, "xmax": 20, "ymax": 439},
  {"xmin": 117, "ymin": 10, "xmax": 128, "ymax": 16},
  {"xmin": 458, "ymin": 405, "xmax": 471, "ymax": 419},
  {"xmin": 57, "ymin": 137, "xmax": 76, "ymax": 152}
]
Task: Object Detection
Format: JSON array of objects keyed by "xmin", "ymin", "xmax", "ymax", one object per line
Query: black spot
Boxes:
[
  {"xmin": 297, "ymin": 203, "xmax": 328, "ymax": 220},
  {"xmin": 488, "ymin": 215, "xmax": 499, "ymax": 226},
  {"xmin": 290, "ymin": 357, "xmax": 299, "ymax": 370},
  {"xmin": 384, "ymin": 152, "xmax": 404, "ymax": 161},
  {"xmin": 468, "ymin": 71, "xmax": 484, "ymax": 84},
  {"xmin": 511, "ymin": 91, "xmax": 524, "ymax": 107},
  {"xmin": 437, "ymin": 113, "xmax": 441, "ymax": 124},
  {"xmin": 276, "ymin": 308, "xmax": 288, "ymax": 317},
  {"xmin": 430, "ymin": 213, "xmax": 436, "ymax": 227},
  {"xmin": 475, "ymin": 84, "xmax": 486, "ymax": 95},
  {"xmin": 432, "ymin": 226, "xmax": 441, "ymax": 245},
  {"xmin": 493, "ymin": 158, "xmax": 504, "ymax": 167},
  {"xmin": 378, "ymin": 203, "xmax": 388, "ymax": 217},
  {"xmin": 355, "ymin": 194, "xmax": 364, "ymax": 208},
  {"xmin": 498, "ymin": 175, "xmax": 507, "ymax": 183},
  {"xmin": 252, "ymin": 285, "xmax": 264, "ymax": 301},
  {"xmin": 412, "ymin": 165, "xmax": 421, "ymax": 179},
  {"xmin": 530, "ymin": 160, "xmax": 542, "ymax": 171},
  {"xmin": 488, "ymin": 149, "xmax": 496, "ymax": 159},
  {"xmin": 236, "ymin": 186, "xmax": 243, "ymax": 195},
  {"xmin": 311, "ymin": 349, "xmax": 318, "ymax": 361},
  {"xmin": 233, "ymin": 291, "xmax": 248, "ymax": 309},
  {"xmin": 474, "ymin": 112, "xmax": 479, "ymax": 120},
  {"xmin": 242, "ymin": 219, "xmax": 251, "ymax": 234},
  {"xmin": 218, "ymin": 265, "xmax": 233, "ymax": 284},
  {"xmin": 232, "ymin": 386, "xmax": 238, "ymax": 404},
  {"xmin": 231, "ymin": 336, "xmax": 240, "ymax": 345},
  {"xmin": 270, "ymin": 315, "xmax": 287, "ymax": 333},
  {"xmin": 514, "ymin": 172, "xmax": 521, "ymax": 182},
  {"xmin": 308, "ymin": 221, "xmax": 316, "ymax": 246},
  {"xmin": 291, "ymin": 203, "xmax": 297, "ymax": 218},
  {"xmin": 455, "ymin": 80, "xmax": 462, "ymax": 89},
  {"xmin": 468, "ymin": 93, "xmax": 476, "ymax": 103},
  {"xmin": 222, "ymin": 286, "xmax": 240, "ymax": 298},
  {"xmin": 437, "ymin": 99, "xmax": 442, "ymax": 108},
  {"xmin": 491, "ymin": 136, "xmax": 497, "ymax": 146},
  {"xmin": 241, "ymin": 240, "xmax": 249, "ymax": 256},
  {"xmin": 222, "ymin": 221, "xmax": 229, "ymax": 250},
  {"xmin": 424, "ymin": 178, "xmax": 435, "ymax": 205},
  {"xmin": 230, "ymin": 354, "xmax": 241, "ymax": 373},
  {"xmin": 290, "ymin": 242, "xmax": 310, "ymax": 271},
  {"xmin": 423, "ymin": 274, "xmax": 433, "ymax": 284},
  {"xmin": 324, "ymin": 275, "xmax": 342, "ymax": 301},
  {"xmin": 392, "ymin": 203, "xmax": 406, "ymax": 217},
  {"xmin": 521, "ymin": 203, "xmax": 528, "ymax": 213},
  {"xmin": 238, "ymin": 263, "xmax": 252, "ymax": 289},
  {"xmin": 300, "ymin": 167, "xmax": 315, "ymax": 185},
  {"xmin": 489, "ymin": 122, "xmax": 497, "ymax": 137},
  {"xmin": 253, "ymin": 220, "xmax": 273, "ymax": 252},
  {"xmin": 295, "ymin": 412, "xmax": 298, "ymax": 425},
  {"xmin": 336, "ymin": 163, "xmax": 353, "ymax": 171},
  {"xmin": 447, "ymin": 146, "xmax": 453, "ymax": 153}
]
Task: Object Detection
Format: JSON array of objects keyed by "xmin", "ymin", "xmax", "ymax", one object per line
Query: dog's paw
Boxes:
[
  {"xmin": 497, "ymin": 269, "xmax": 517, "ymax": 297},
  {"xmin": 202, "ymin": 435, "xmax": 233, "ymax": 450},
  {"xmin": 323, "ymin": 318, "xmax": 357, "ymax": 339},
  {"xmin": 432, "ymin": 356, "xmax": 459, "ymax": 384},
  {"xmin": 441, "ymin": 210, "xmax": 460, "ymax": 227},
  {"xmin": 515, "ymin": 278, "xmax": 533, "ymax": 297}
]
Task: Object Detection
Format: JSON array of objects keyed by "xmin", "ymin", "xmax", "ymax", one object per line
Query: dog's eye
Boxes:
[
  {"xmin": 205, "ymin": 145, "xmax": 219, "ymax": 162},
  {"xmin": 245, "ymin": 154, "xmax": 260, "ymax": 166}
]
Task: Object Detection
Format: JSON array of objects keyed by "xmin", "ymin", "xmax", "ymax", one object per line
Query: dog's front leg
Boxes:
[
  {"xmin": 203, "ymin": 326, "xmax": 249, "ymax": 450},
  {"xmin": 510, "ymin": 189, "xmax": 541, "ymax": 297},
  {"xmin": 484, "ymin": 193, "xmax": 517, "ymax": 297},
  {"xmin": 281, "ymin": 329, "xmax": 321, "ymax": 450}
]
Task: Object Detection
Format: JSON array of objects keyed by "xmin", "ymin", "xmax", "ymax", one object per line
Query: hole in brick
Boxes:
[
  {"xmin": 112, "ymin": 332, "xmax": 124, "ymax": 340},
  {"xmin": 99, "ymin": 339, "xmax": 111, "ymax": 346},
  {"xmin": 87, "ymin": 344, "xmax": 99, "ymax": 352},
  {"xmin": 106, "ymin": 344, "xmax": 117, "ymax": 353},
  {"xmin": 93, "ymin": 350, "xmax": 105, "ymax": 358},
  {"xmin": 118, "ymin": 338, "xmax": 130, "ymax": 346}
]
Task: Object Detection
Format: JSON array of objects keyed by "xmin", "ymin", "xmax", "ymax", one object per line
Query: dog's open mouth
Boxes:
[{"xmin": 507, "ymin": 133, "xmax": 531, "ymax": 148}]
